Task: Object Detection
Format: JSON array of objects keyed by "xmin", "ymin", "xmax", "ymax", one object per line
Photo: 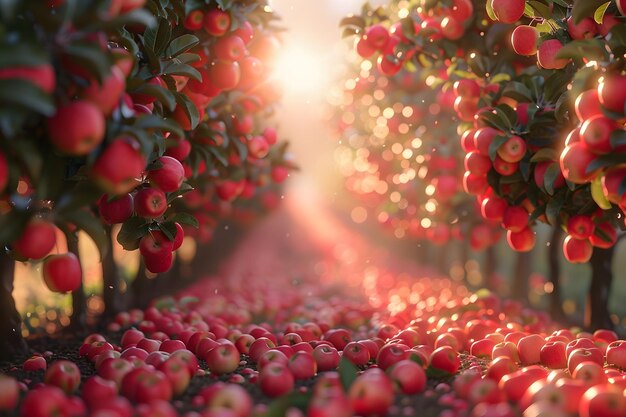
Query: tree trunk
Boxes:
[
  {"xmin": 102, "ymin": 225, "xmax": 123, "ymax": 319},
  {"xmin": 0, "ymin": 252, "xmax": 27, "ymax": 361},
  {"xmin": 511, "ymin": 250, "xmax": 531, "ymax": 303},
  {"xmin": 130, "ymin": 259, "xmax": 150, "ymax": 309},
  {"xmin": 548, "ymin": 226, "xmax": 567, "ymax": 322},
  {"xmin": 585, "ymin": 246, "xmax": 615, "ymax": 331},
  {"xmin": 436, "ymin": 243, "xmax": 448, "ymax": 274},
  {"xmin": 68, "ymin": 234, "xmax": 87, "ymax": 332}
]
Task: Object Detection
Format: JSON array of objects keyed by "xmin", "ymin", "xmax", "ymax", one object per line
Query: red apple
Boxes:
[
  {"xmin": 288, "ymin": 351, "xmax": 317, "ymax": 380},
  {"xmin": 98, "ymin": 193, "xmax": 134, "ymax": 224},
  {"xmin": 0, "ymin": 374, "xmax": 19, "ymax": 410},
  {"xmin": 42, "ymin": 253, "xmax": 82, "ymax": 293},
  {"xmin": 388, "ymin": 359, "xmax": 426, "ymax": 394},
  {"xmin": 312, "ymin": 344, "xmax": 340, "ymax": 371},
  {"xmin": 205, "ymin": 343, "xmax": 240, "ymax": 375},
  {"xmin": 563, "ymin": 235, "xmax": 593, "ymax": 264},
  {"xmin": 12, "ymin": 219, "xmax": 56, "ymax": 260},
  {"xmin": 203, "ymin": 8, "xmax": 231, "ymax": 37},
  {"xmin": 81, "ymin": 376, "xmax": 118, "ymax": 408},
  {"xmin": 47, "ymin": 100, "xmax": 105, "ymax": 155},
  {"xmin": 491, "ymin": 0, "xmax": 525, "ymax": 23},
  {"xmin": 92, "ymin": 138, "xmax": 146, "ymax": 195},
  {"xmin": 537, "ymin": 39, "xmax": 569, "ymax": 69},
  {"xmin": 258, "ymin": 362, "xmax": 294, "ymax": 397},
  {"xmin": 148, "ymin": 156, "xmax": 185, "ymax": 193},
  {"xmin": 507, "ymin": 227, "xmax": 536, "ymax": 252},
  {"xmin": 511, "ymin": 25, "xmax": 538, "ymax": 56},
  {"xmin": 598, "ymin": 73, "xmax": 626, "ymax": 114}
]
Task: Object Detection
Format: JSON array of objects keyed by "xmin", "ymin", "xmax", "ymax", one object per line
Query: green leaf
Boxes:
[
  {"xmin": 160, "ymin": 62, "xmax": 201, "ymax": 81},
  {"xmin": 174, "ymin": 93, "xmax": 200, "ymax": 130},
  {"xmin": 572, "ymin": 0, "xmax": 609, "ymax": 24},
  {"xmin": 208, "ymin": 147, "xmax": 229, "ymax": 167},
  {"xmin": 131, "ymin": 83, "xmax": 177, "ymax": 111},
  {"xmin": 265, "ymin": 392, "xmax": 312, "ymax": 417},
  {"xmin": 62, "ymin": 210, "xmax": 109, "ymax": 260},
  {"xmin": 502, "ymin": 82, "xmax": 533, "ymax": 103},
  {"xmin": 528, "ymin": 1, "xmax": 552, "ymax": 19},
  {"xmin": 543, "ymin": 163, "xmax": 562, "ymax": 196},
  {"xmin": 587, "ymin": 154, "xmax": 626, "ymax": 173},
  {"xmin": 555, "ymin": 39, "xmax": 607, "ymax": 61},
  {"xmin": 530, "ymin": 148, "xmax": 558, "ymax": 163},
  {"xmin": 485, "ymin": 0, "xmax": 497, "ymax": 21},
  {"xmin": 338, "ymin": 356, "xmax": 359, "ymax": 391},
  {"xmin": 546, "ymin": 194, "xmax": 565, "ymax": 226},
  {"xmin": 594, "ymin": 2, "xmax": 611, "ymax": 24},
  {"xmin": 137, "ymin": 116, "xmax": 184, "ymax": 138},
  {"xmin": 610, "ymin": 129, "xmax": 626, "ymax": 148},
  {"xmin": 158, "ymin": 221, "xmax": 177, "ymax": 241},
  {"xmin": 339, "ymin": 15, "xmax": 366, "ymax": 29},
  {"xmin": 0, "ymin": 210, "xmax": 29, "ymax": 247},
  {"xmin": 165, "ymin": 35, "xmax": 200, "ymax": 58},
  {"xmin": 144, "ymin": 17, "xmax": 172, "ymax": 56},
  {"xmin": 0, "ymin": 45, "xmax": 49, "ymax": 68},
  {"xmin": 168, "ymin": 212, "xmax": 199, "ymax": 228},
  {"xmin": 0, "ymin": 80, "xmax": 55, "ymax": 116},
  {"xmin": 117, "ymin": 217, "xmax": 151, "ymax": 251},
  {"xmin": 523, "ymin": 3, "xmax": 536, "ymax": 18},
  {"xmin": 63, "ymin": 44, "xmax": 112, "ymax": 83},
  {"xmin": 591, "ymin": 175, "xmax": 612, "ymax": 210},
  {"xmin": 426, "ymin": 365, "xmax": 453, "ymax": 379}
]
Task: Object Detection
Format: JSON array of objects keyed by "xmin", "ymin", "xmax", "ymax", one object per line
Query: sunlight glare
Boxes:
[{"xmin": 273, "ymin": 46, "xmax": 328, "ymax": 96}]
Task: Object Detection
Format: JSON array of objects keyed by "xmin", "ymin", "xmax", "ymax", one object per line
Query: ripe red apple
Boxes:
[
  {"xmin": 579, "ymin": 384, "xmax": 626, "ymax": 417},
  {"xmin": 440, "ymin": 16, "xmax": 464, "ymax": 40},
  {"xmin": 429, "ymin": 346, "xmax": 460, "ymax": 374},
  {"xmin": 517, "ymin": 334, "xmax": 546, "ymax": 365},
  {"xmin": 148, "ymin": 156, "xmax": 185, "ymax": 193},
  {"xmin": 464, "ymin": 151, "xmax": 492, "ymax": 175},
  {"xmin": 580, "ymin": 115, "xmax": 615, "ymax": 154},
  {"xmin": 202, "ymin": 382, "xmax": 253, "ymax": 417},
  {"xmin": 598, "ymin": 73, "xmax": 626, "ymax": 114},
  {"xmin": 121, "ymin": 368, "xmax": 172, "ymax": 404},
  {"xmin": 507, "ymin": 227, "xmax": 536, "ymax": 252},
  {"xmin": 81, "ymin": 66, "xmax": 126, "ymax": 116},
  {"xmin": 47, "ymin": 100, "xmax": 105, "ymax": 155},
  {"xmin": 473, "ymin": 127, "xmax": 500, "ymax": 155},
  {"xmin": 210, "ymin": 60, "xmax": 240, "ymax": 90},
  {"xmin": 573, "ymin": 361, "xmax": 606, "ymax": 385},
  {"xmin": 342, "ymin": 341, "xmax": 370, "ymax": 366},
  {"xmin": 453, "ymin": 79, "xmax": 481, "ymax": 98},
  {"xmin": 139, "ymin": 231, "xmax": 174, "ymax": 273},
  {"xmin": 590, "ymin": 222, "xmax": 617, "ymax": 248},
  {"xmin": 164, "ymin": 137, "xmax": 191, "ymax": 162},
  {"xmin": 493, "ymin": 155, "xmax": 519, "ymax": 176},
  {"xmin": 12, "ymin": 218, "xmax": 56, "ymax": 260},
  {"xmin": 348, "ymin": 368, "xmax": 394, "ymax": 416},
  {"xmin": 157, "ymin": 356, "xmax": 190, "ymax": 396},
  {"xmin": 0, "ymin": 374, "xmax": 19, "ymax": 410},
  {"xmin": 463, "ymin": 172, "xmax": 489, "ymax": 195},
  {"xmin": 258, "ymin": 362, "xmax": 294, "ymax": 397},
  {"xmin": 560, "ymin": 142, "xmax": 598, "ymax": 184},
  {"xmin": 388, "ymin": 359, "xmax": 426, "ymax": 394},
  {"xmin": 454, "ymin": 96, "xmax": 478, "ymax": 122},
  {"xmin": 491, "ymin": 0, "xmax": 525, "ymax": 23},
  {"xmin": 502, "ymin": 206, "xmax": 528, "ymax": 232},
  {"xmin": 606, "ymin": 340, "xmax": 626, "ymax": 369},
  {"xmin": 567, "ymin": 215, "xmax": 595, "ymax": 240},
  {"xmin": 135, "ymin": 188, "xmax": 168, "ymax": 219},
  {"xmin": 485, "ymin": 356, "xmax": 518, "ymax": 382},
  {"xmin": 205, "ymin": 343, "xmax": 240, "ymax": 375},
  {"xmin": 43, "ymin": 253, "xmax": 82, "ymax": 293},
  {"xmin": 92, "ymin": 138, "xmax": 146, "ymax": 195},
  {"xmin": 568, "ymin": 347, "xmax": 604, "ymax": 374},
  {"xmin": 563, "ymin": 235, "xmax": 593, "ymax": 263},
  {"xmin": 376, "ymin": 343, "xmax": 409, "ymax": 370},
  {"xmin": 312, "ymin": 344, "xmax": 340, "ymax": 371},
  {"xmin": 537, "ymin": 39, "xmax": 569, "ymax": 69},
  {"xmin": 184, "ymin": 9, "xmax": 204, "ymax": 31},
  {"xmin": 0, "ymin": 64, "xmax": 56, "ymax": 93},
  {"xmin": 288, "ymin": 351, "xmax": 317, "ymax": 380},
  {"xmin": 82, "ymin": 375, "xmax": 118, "ymax": 408},
  {"xmin": 203, "ymin": 8, "xmax": 231, "ymax": 37},
  {"xmin": 511, "ymin": 25, "xmax": 538, "ymax": 56},
  {"xmin": 481, "ymin": 197, "xmax": 508, "ymax": 222},
  {"xmin": 567, "ymin": 16, "xmax": 598, "ymax": 40},
  {"xmin": 214, "ymin": 35, "xmax": 247, "ymax": 61},
  {"xmin": 19, "ymin": 386, "xmax": 67, "ymax": 417},
  {"xmin": 363, "ymin": 24, "xmax": 389, "ymax": 50},
  {"xmin": 576, "ymin": 89, "xmax": 603, "ymax": 121},
  {"xmin": 540, "ymin": 341, "xmax": 567, "ymax": 369},
  {"xmin": 98, "ymin": 193, "xmax": 134, "ymax": 224},
  {"xmin": 497, "ymin": 135, "xmax": 526, "ymax": 163}
]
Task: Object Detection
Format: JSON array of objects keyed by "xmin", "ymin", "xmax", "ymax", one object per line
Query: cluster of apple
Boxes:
[
  {"xmin": 332, "ymin": 51, "xmax": 503, "ymax": 252},
  {"xmin": 0, "ymin": 0, "xmax": 293, "ymax": 296},
  {"xmin": 352, "ymin": 0, "xmax": 475, "ymax": 77}
]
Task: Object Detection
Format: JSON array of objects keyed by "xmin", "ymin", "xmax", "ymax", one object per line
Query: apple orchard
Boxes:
[{"xmin": 5, "ymin": 0, "xmax": 626, "ymax": 416}]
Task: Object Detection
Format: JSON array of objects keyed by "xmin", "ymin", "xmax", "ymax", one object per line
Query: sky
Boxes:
[{"xmin": 267, "ymin": 0, "xmax": 381, "ymax": 200}]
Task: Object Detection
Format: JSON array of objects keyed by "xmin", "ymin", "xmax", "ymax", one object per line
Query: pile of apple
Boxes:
[{"xmin": 6, "ymin": 231, "xmax": 626, "ymax": 417}]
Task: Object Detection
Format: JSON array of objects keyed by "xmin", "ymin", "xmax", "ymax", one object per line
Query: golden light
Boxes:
[{"xmin": 272, "ymin": 46, "xmax": 329, "ymax": 96}]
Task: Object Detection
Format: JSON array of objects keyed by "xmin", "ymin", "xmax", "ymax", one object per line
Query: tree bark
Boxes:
[
  {"xmin": 0, "ymin": 252, "xmax": 27, "ymax": 361},
  {"xmin": 68, "ymin": 233, "xmax": 87, "ymax": 332},
  {"xmin": 102, "ymin": 225, "xmax": 123, "ymax": 319},
  {"xmin": 586, "ymin": 246, "xmax": 615, "ymax": 331},
  {"xmin": 130, "ymin": 259, "xmax": 150, "ymax": 309},
  {"xmin": 511, "ymin": 250, "xmax": 531, "ymax": 303},
  {"xmin": 547, "ymin": 226, "xmax": 567, "ymax": 322}
]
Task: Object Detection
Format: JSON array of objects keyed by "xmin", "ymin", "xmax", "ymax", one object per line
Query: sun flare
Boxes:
[{"xmin": 272, "ymin": 46, "xmax": 329, "ymax": 96}]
